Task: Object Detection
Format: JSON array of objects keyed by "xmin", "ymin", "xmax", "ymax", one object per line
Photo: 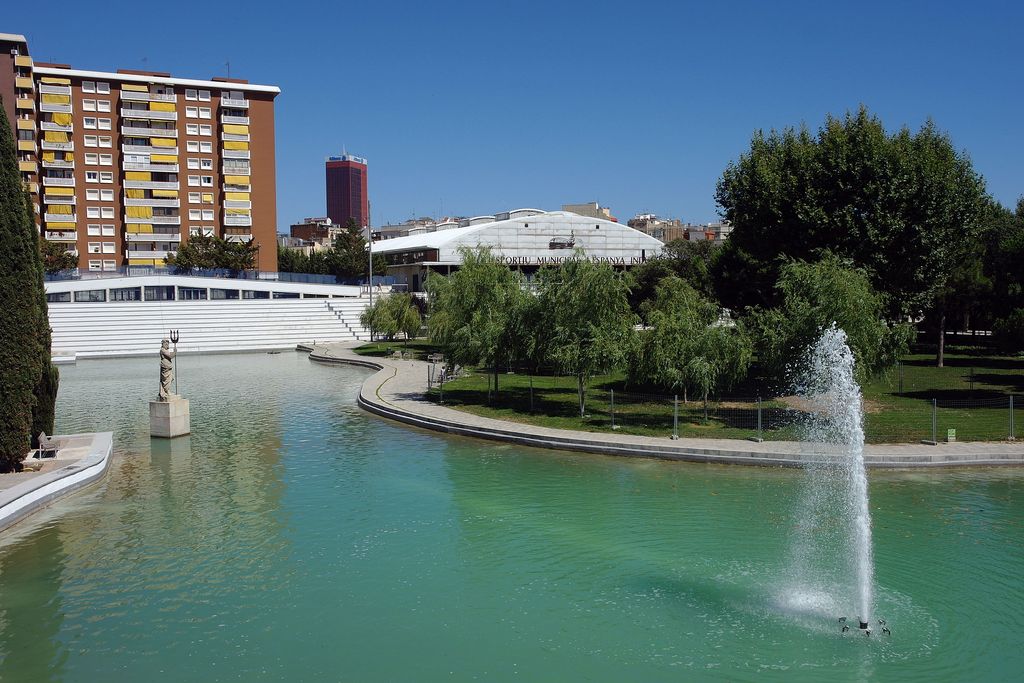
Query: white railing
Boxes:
[
  {"xmin": 38, "ymin": 84, "xmax": 72, "ymax": 96},
  {"xmin": 221, "ymin": 132, "xmax": 250, "ymax": 142},
  {"xmin": 136, "ymin": 215, "xmax": 181, "ymax": 225},
  {"xmin": 45, "ymin": 231, "xmax": 77, "ymax": 241},
  {"xmin": 127, "ymin": 232, "xmax": 182, "ymax": 242},
  {"xmin": 221, "ymin": 115, "xmax": 249, "ymax": 125},
  {"xmin": 223, "ymin": 183, "xmax": 251, "ymax": 192},
  {"xmin": 224, "ymin": 200, "xmax": 252, "ymax": 209},
  {"xmin": 43, "ymin": 176, "xmax": 76, "ymax": 186},
  {"xmin": 121, "ymin": 108, "xmax": 177, "ymax": 121},
  {"xmin": 43, "ymin": 195, "xmax": 76, "ymax": 204},
  {"xmin": 222, "ymin": 166, "xmax": 251, "ymax": 176},
  {"xmin": 221, "ymin": 98, "xmax": 249, "ymax": 108},
  {"xmin": 40, "ymin": 121, "xmax": 73, "ymax": 132},
  {"xmin": 223, "ymin": 215, "xmax": 252, "ymax": 227},
  {"xmin": 125, "ymin": 198, "xmax": 180, "ymax": 208},
  {"xmin": 122, "ymin": 126, "xmax": 178, "ymax": 138},
  {"xmin": 123, "ymin": 162, "xmax": 179, "ymax": 172},
  {"xmin": 42, "ymin": 159, "xmax": 74, "ymax": 169},
  {"xmin": 121, "ymin": 144, "xmax": 179, "ymax": 155},
  {"xmin": 124, "ymin": 180, "xmax": 180, "ymax": 190},
  {"xmin": 44, "ymin": 213, "xmax": 77, "ymax": 222},
  {"xmin": 222, "ymin": 149, "xmax": 250, "ymax": 159},
  {"xmin": 40, "ymin": 103, "xmax": 73, "ymax": 114},
  {"xmin": 41, "ymin": 140, "xmax": 74, "ymax": 151}
]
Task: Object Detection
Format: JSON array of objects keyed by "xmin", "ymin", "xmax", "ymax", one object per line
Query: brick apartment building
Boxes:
[{"xmin": 1, "ymin": 32, "xmax": 281, "ymax": 271}]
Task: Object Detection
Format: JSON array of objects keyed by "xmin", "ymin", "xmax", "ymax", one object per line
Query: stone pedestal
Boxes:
[{"xmin": 150, "ymin": 396, "xmax": 190, "ymax": 438}]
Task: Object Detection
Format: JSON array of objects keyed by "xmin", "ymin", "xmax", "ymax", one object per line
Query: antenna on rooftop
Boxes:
[{"xmin": 225, "ymin": 60, "xmax": 231, "ymax": 78}]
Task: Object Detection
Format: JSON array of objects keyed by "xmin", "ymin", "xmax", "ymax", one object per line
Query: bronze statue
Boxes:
[{"xmin": 158, "ymin": 339, "xmax": 175, "ymax": 401}]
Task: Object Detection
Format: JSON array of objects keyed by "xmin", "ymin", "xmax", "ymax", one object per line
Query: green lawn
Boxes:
[
  {"xmin": 352, "ymin": 339, "xmax": 442, "ymax": 362},
  {"xmin": 410, "ymin": 348, "xmax": 1023, "ymax": 443}
]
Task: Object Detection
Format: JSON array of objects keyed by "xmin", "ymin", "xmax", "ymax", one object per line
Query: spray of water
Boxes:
[{"xmin": 781, "ymin": 325, "xmax": 874, "ymax": 626}]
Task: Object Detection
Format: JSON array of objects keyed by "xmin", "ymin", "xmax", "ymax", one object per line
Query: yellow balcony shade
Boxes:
[
  {"xmin": 223, "ymin": 140, "xmax": 249, "ymax": 150},
  {"xmin": 15, "ymin": 55, "xmax": 33, "ymax": 67},
  {"xmin": 41, "ymin": 93, "xmax": 71, "ymax": 105},
  {"xmin": 16, "ymin": 77, "xmax": 34, "ymax": 89},
  {"xmin": 224, "ymin": 175, "xmax": 249, "ymax": 185},
  {"xmin": 152, "ymin": 189, "xmax": 178, "ymax": 198},
  {"xmin": 129, "ymin": 259, "xmax": 157, "ymax": 266},
  {"xmin": 43, "ymin": 130, "xmax": 69, "ymax": 142},
  {"xmin": 125, "ymin": 189, "xmax": 146, "ymax": 198},
  {"xmin": 64, "ymin": 152, "xmax": 74, "ymax": 161},
  {"xmin": 151, "ymin": 138, "xmax": 176, "ymax": 148},
  {"xmin": 18, "ymin": 161, "xmax": 38, "ymax": 172},
  {"xmin": 46, "ymin": 204, "xmax": 73, "ymax": 214},
  {"xmin": 126, "ymin": 171, "xmax": 152, "ymax": 181},
  {"xmin": 122, "ymin": 83, "xmax": 148, "ymax": 92},
  {"xmin": 40, "ymin": 77, "xmax": 71, "ymax": 85},
  {"xmin": 150, "ymin": 154, "xmax": 178, "ymax": 163},
  {"xmin": 127, "ymin": 224, "xmax": 153, "ymax": 233},
  {"xmin": 16, "ymin": 99, "xmax": 34, "ymax": 109},
  {"xmin": 51, "ymin": 113, "xmax": 72, "ymax": 126},
  {"xmin": 222, "ymin": 124, "xmax": 249, "ymax": 135},
  {"xmin": 201, "ymin": 193, "xmax": 214, "ymax": 203},
  {"xmin": 149, "ymin": 101, "xmax": 176, "ymax": 112},
  {"xmin": 45, "ymin": 187, "xmax": 75, "ymax": 196},
  {"xmin": 17, "ymin": 119, "xmax": 35, "ymax": 130},
  {"xmin": 225, "ymin": 192, "xmax": 249, "ymax": 201},
  {"xmin": 126, "ymin": 206, "xmax": 153, "ymax": 218},
  {"xmin": 41, "ymin": 151, "xmax": 56, "ymax": 162},
  {"xmin": 47, "ymin": 222, "xmax": 76, "ymax": 229},
  {"xmin": 226, "ymin": 208, "xmax": 251, "ymax": 215},
  {"xmin": 18, "ymin": 140, "xmax": 35, "ymax": 151}
]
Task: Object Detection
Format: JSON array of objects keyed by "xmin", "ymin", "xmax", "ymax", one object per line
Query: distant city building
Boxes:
[
  {"xmin": 372, "ymin": 216, "xmax": 466, "ymax": 241},
  {"xmin": 373, "ymin": 209, "xmax": 662, "ymax": 292},
  {"xmin": 289, "ymin": 216, "xmax": 338, "ymax": 244},
  {"xmin": 1, "ymin": 32, "xmax": 281, "ymax": 271},
  {"xmin": 562, "ymin": 201, "xmax": 617, "ymax": 222},
  {"xmin": 627, "ymin": 213, "xmax": 733, "ymax": 244},
  {"xmin": 326, "ymin": 153, "xmax": 368, "ymax": 227}
]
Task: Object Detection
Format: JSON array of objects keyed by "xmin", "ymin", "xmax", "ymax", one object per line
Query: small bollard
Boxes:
[
  {"xmin": 1010, "ymin": 395, "xmax": 1016, "ymax": 441},
  {"xmin": 671, "ymin": 395, "xmax": 679, "ymax": 440},
  {"xmin": 611, "ymin": 389, "xmax": 619, "ymax": 430}
]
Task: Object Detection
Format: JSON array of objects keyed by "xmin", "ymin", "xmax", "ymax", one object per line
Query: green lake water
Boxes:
[{"xmin": 0, "ymin": 352, "xmax": 1022, "ymax": 682}]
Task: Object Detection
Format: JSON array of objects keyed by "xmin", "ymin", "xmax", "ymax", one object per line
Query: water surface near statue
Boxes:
[{"xmin": 0, "ymin": 353, "xmax": 1021, "ymax": 682}]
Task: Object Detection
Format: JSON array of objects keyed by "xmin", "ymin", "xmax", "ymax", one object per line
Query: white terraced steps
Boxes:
[{"xmin": 48, "ymin": 298, "xmax": 371, "ymax": 358}]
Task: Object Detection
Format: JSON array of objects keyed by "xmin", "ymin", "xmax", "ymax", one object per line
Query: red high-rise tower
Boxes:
[{"xmin": 325, "ymin": 153, "xmax": 368, "ymax": 227}]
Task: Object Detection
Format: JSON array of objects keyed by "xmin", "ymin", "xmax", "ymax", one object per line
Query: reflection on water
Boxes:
[{"xmin": 0, "ymin": 353, "xmax": 1020, "ymax": 682}]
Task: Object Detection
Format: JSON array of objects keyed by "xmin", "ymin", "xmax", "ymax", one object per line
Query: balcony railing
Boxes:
[
  {"xmin": 121, "ymin": 108, "xmax": 177, "ymax": 121},
  {"xmin": 127, "ymin": 250, "xmax": 174, "ymax": 259},
  {"xmin": 41, "ymin": 140, "xmax": 74, "ymax": 151},
  {"xmin": 127, "ymin": 232, "xmax": 182, "ymax": 242},
  {"xmin": 15, "ymin": 98, "xmax": 35, "ymax": 110},
  {"xmin": 44, "ymin": 213, "xmax": 77, "ymax": 223},
  {"xmin": 223, "ymin": 215, "xmax": 252, "ymax": 227},
  {"xmin": 123, "ymin": 162, "xmax": 179, "ymax": 173},
  {"xmin": 45, "ymin": 231, "xmax": 77, "ymax": 242},
  {"xmin": 38, "ymin": 84, "xmax": 72, "ymax": 96},
  {"xmin": 42, "ymin": 159, "xmax": 74, "ymax": 169},
  {"xmin": 223, "ymin": 183, "xmax": 251, "ymax": 192},
  {"xmin": 43, "ymin": 176, "xmax": 76, "ymax": 186},
  {"xmin": 122, "ymin": 125, "xmax": 178, "ymax": 138},
  {"xmin": 222, "ymin": 149, "xmax": 250, "ymax": 159},
  {"xmin": 124, "ymin": 180, "xmax": 180, "ymax": 190},
  {"xmin": 40, "ymin": 121, "xmax": 73, "ymax": 132},
  {"xmin": 222, "ymin": 166, "xmax": 251, "ymax": 176},
  {"xmin": 125, "ymin": 198, "xmax": 180, "ymax": 208},
  {"xmin": 121, "ymin": 91, "xmax": 178, "ymax": 103},
  {"xmin": 122, "ymin": 144, "xmax": 179, "ymax": 155},
  {"xmin": 128, "ymin": 215, "xmax": 181, "ymax": 225},
  {"xmin": 221, "ymin": 98, "xmax": 249, "ymax": 108},
  {"xmin": 43, "ymin": 195, "xmax": 76, "ymax": 204},
  {"xmin": 221, "ymin": 133, "xmax": 250, "ymax": 142},
  {"xmin": 224, "ymin": 200, "xmax": 252, "ymax": 209},
  {"xmin": 40, "ymin": 103, "xmax": 73, "ymax": 114},
  {"xmin": 221, "ymin": 115, "xmax": 250, "ymax": 125}
]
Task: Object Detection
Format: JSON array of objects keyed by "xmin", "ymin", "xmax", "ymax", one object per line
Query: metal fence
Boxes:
[
  {"xmin": 428, "ymin": 370, "xmax": 1022, "ymax": 444},
  {"xmin": 44, "ymin": 266, "xmax": 406, "ymax": 288}
]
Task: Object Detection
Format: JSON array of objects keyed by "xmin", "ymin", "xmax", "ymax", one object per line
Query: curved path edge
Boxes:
[
  {"xmin": 0, "ymin": 432, "xmax": 114, "ymax": 532},
  {"xmin": 308, "ymin": 344, "xmax": 1024, "ymax": 469}
]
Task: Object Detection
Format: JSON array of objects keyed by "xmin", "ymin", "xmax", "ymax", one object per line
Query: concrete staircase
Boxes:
[{"xmin": 48, "ymin": 298, "xmax": 371, "ymax": 358}]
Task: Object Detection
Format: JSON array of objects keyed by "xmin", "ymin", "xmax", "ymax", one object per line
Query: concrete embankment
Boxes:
[{"xmin": 306, "ymin": 344, "xmax": 1024, "ymax": 468}]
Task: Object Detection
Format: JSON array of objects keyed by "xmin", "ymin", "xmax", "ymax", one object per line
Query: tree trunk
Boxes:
[
  {"xmin": 577, "ymin": 375, "xmax": 585, "ymax": 418},
  {"xmin": 493, "ymin": 363, "xmax": 499, "ymax": 398},
  {"xmin": 937, "ymin": 307, "xmax": 946, "ymax": 368}
]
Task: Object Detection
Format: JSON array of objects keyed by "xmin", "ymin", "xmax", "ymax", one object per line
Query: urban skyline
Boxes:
[{"xmin": 7, "ymin": 0, "xmax": 1024, "ymax": 230}]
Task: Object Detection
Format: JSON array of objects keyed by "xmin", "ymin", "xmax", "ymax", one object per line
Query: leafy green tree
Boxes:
[
  {"xmin": 426, "ymin": 247, "xmax": 530, "ymax": 397},
  {"xmin": 628, "ymin": 239, "xmax": 720, "ymax": 315},
  {"xmin": 744, "ymin": 256, "xmax": 914, "ymax": 387},
  {"xmin": 165, "ymin": 233, "xmax": 258, "ymax": 274},
  {"xmin": 28, "ymin": 196, "xmax": 56, "ymax": 445},
  {"xmin": 628, "ymin": 276, "xmax": 751, "ymax": 406},
  {"xmin": 39, "ymin": 238, "xmax": 78, "ymax": 274},
  {"xmin": 714, "ymin": 106, "xmax": 987, "ymax": 365},
  {"xmin": 535, "ymin": 256, "xmax": 636, "ymax": 417},
  {"xmin": 325, "ymin": 219, "xmax": 386, "ymax": 280},
  {"xmin": 984, "ymin": 197, "xmax": 1024, "ymax": 349},
  {"xmin": 360, "ymin": 293, "xmax": 422, "ymax": 345},
  {"xmin": 0, "ymin": 104, "xmax": 49, "ymax": 470}
]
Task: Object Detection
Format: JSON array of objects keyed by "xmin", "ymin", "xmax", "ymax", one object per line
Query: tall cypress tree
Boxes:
[
  {"xmin": 28, "ymin": 193, "xmax": 58, "ymax": 445},
  {"xmin": 0, "ymin": 97, "xmax": 47, "ymax": 471}
]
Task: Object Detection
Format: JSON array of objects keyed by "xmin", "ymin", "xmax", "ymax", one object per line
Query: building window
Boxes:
[
  {"xmin": 47, "ymin": 292, "xmax": 72, "ymax": 303},
  {"xmin": 186, "ymin": 124, "xmax": 199, "ymax": 135},
  {"xmin": 186, "ymin": 106, "xmax": 198, "ymax": 118},
  {"xmin": 84, "ymin": 135, "xmax": 98, "ymax": 147},
  {"xmin": 87, "ymin": 223, "xmax": 101, "ymax": 235},
  {"xmin": 97, "ymin": 100, "xmax": 111, "ymax": 112},
  {"xmin": 83, "ymin": 99, "xmax": 96, "ymax": 111},
  {"xmin": 188, "ymin": 192, "xmax": 201, "ymax": 204},
  {"xmin": 178, "ymin": 287, "xmax": 207, "ymax": 300},
  {"xmin": 202, "ymin": 209, "xmax": 214, "ymax": 220},
  {"xmin": 99, "ymin": 154, "xmax": 113, "ymax": 166},
  {"xmin": 100, "ymin": 189, "xmax": 114, "ymax": 201},
  {"xmin": 98, "ymin": 118, "xmax": 111, "ymax": 130},
  {"xmin": 144, "ymin": 286, "xmax": 175, "ymax": 301},
  {"xmin": 199, "ymin": 107, "xmax": 211, "ymax": 119},
  {"xmin": 199, "ymin": 124, "xmax": 211, "ymax": 136},
  {"xmin": 210, "ymin": 288, "xmax": 239, "ymax": 300},
  {"xmin": 99, "ymin": 136, "xmax": 112, "ymax": 148},
  {"xmin": 83, "ymin": 118, "xmax": 97, "ymax": 129},
  {"xmin": 85, "ymin": 153, "xmax": 99, "ymax": 165},
  {"xmin": 199, "ymin": 141, "xmax": 213, "ymax": 153},
  {"xmin": 188, "ymin": 175, "xmax": 200, "ymax": 186},
  {"xmin": 96, "ymin": 82, "xmax": 110, "ymax": 94},
  {"xmin": 100, "ymin": 171, "xmax": 113, "ymax": 183},
  {"xmin": 82, "ymin": 81, "xmax": 96, "ymax": 93},
  {"xmin": 87, "ymin": 207, "xmax": 100, "ymax": 219},
  {"xmin": 185, "ymin": 89, "xmax": 198, "ymax": 101},
  {"xmin": 198, "ymin": 89, "xmax": 210, "ymax": 101},
  {"xmin": 200, "ymin": 158, "xmax": 213, "ymax": 170},
  {"xmin": 87, "ymin": 241, "xmax": 101, "ymax": 253},
  {"xmin": 102, "ymin": 242, "xmax": 115, "ymax": 253},
  {"xmin": 200, "ymin": 176, "xmax": 213, "ymax": 187},
  {"xmin": 86, "ymin": 189, "xmax": 100, "ymax": 201},
  {"xmin": 101, "ymin": 207, "xmax": 115, "ymax": 219},
  {"xmin": 186, "ymin": 141, "xmax": 200, "ymax": 153},
  {"xmin": 75, "ymin": 287, "xmax": 107, "ymax": 300},
  {"xmin": 187, "ymin": 158, "xmax": 200, "ymax": 170},
  {"xmin": 102, "ymin": 224, "xmax": 115, "ymax": 236},
  {"xmin": 242, "ymin": 290, "xmax": 270, "ymax": 300},
  {"xmin": 86, "ymin": 262, "xmax": 102, "ymax": 274},
  {"xmin": 102, "ymin": 260, "xmax": 117, "ymax": 271},
  {"xmin": 110, "ymin": 287, "xmax": 142, "ymax": 301},
  {"xmin": 86, "ymin": 171, "xmax": 99, "ymax": 183},
  {"xmin": 189, "ymin": 209, "xmax": 201, "ymax": 220}
]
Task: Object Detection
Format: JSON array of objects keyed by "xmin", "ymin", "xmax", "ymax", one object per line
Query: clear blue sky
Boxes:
[{"xmin": 26, "ymin": 0, "xmax": 1024, "ymax": 228}]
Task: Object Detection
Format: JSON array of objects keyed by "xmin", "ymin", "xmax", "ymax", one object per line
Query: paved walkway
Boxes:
[{"xmin": 308, "ymin": 343, "xmax": 1024, "ymax": 468}]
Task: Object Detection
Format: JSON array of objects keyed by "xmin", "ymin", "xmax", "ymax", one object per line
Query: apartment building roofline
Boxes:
[{"xmin": 33, "ymin": 65, "xmax": 281, "ymax": 94}]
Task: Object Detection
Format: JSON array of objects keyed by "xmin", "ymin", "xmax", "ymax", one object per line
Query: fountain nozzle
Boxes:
[{"xmin": 859, "ymin": 620, "xmax": 869, "ymax": 630}]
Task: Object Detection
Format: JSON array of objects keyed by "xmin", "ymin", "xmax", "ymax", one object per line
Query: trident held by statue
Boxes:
[{"xmin": 169, "ymin": 330, "xmax": 180, "ymax": 395}]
